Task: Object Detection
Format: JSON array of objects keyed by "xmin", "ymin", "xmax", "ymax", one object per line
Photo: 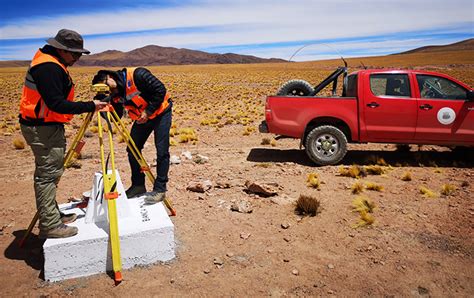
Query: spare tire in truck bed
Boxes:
[{"xmin": 277, "ymin": 79, "xmax": 314, "ymax": 96}]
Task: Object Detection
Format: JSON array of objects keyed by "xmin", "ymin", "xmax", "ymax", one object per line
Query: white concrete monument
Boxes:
[{"xmin": 43, "ymin": 170, "xmax": 175, "ymax": 282}]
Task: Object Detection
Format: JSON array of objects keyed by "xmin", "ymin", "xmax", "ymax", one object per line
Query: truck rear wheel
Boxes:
[
  {"xmin": 305, "ymin": 125, "xmax": 348, "ymax": 166},
  {"xmin": 277, "ymin": 80, "xmax": 314, "ymax": 96}
]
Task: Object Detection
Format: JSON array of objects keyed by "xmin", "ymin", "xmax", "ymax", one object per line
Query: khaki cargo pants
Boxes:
[{"xmin": 21, "ymin": 124, "xmax": 65, "ymax": 231}]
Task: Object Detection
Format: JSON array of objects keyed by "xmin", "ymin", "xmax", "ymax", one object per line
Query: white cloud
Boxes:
[{"xmin": 1, "ymin": 0, "xmax": 472, "ymax": 60}]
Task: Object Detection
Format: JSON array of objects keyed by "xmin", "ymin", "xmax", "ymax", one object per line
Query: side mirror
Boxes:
[{"xmin": 468, "ymin": 90, "xmax": 474, "ymax": 101}]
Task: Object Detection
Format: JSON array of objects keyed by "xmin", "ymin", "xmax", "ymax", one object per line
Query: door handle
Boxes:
[
  {"xmin": 419, "ymin": 104, "xmax": 433, "ymax": 110},
  {"xmin": 366, "ymin": 102, "xmax": 380, "ymax": 108}
]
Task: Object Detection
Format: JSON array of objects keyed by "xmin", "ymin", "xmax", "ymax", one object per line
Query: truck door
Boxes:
[
  {"xmin": 362, "ymin": 73, "xmax": 418, "ymax": 141},
  {"xmin": 414, "ymin": 74, "xmax": 474, "ymax": 143}
]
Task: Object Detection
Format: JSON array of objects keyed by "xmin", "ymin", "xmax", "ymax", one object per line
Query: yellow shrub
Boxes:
[
  {"xmin": 440, "ymin": 184, "xmax": 456, "ymax": 196},
  {"xmin": 419, "ymin": 186, "xmax": 437, "ymax": 198},
  {"xmin": 13, "ymin": 138, "xmax": 26, "ymax": 150},
  {"xmin": 401, "ymin": 172, "xmax": 412, "ymax": 181}
]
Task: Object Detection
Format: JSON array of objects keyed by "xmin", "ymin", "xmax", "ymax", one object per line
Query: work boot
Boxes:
[
  {"xmin": 126, "ymin": 185, "xmax": 146, "ymax": 199},
  {"xmin": 144, "ymin": 191, "xmax": 166, "ymax": 205},
  {"xmin": 39, "ymin": 224, "xmax": 78, "ymax": 239},
  {"xmin": 60, "ymin": 212, "xmax": 77, "ymax": 224}
]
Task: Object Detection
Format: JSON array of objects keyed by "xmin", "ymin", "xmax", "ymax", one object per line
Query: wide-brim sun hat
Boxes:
[{"xmin": 46, "ymin": 29, "xmax": 90, "ymax": 54}]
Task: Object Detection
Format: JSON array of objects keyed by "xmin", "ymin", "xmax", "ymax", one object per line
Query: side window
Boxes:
[
  {"xmin": 370, "ymin": 74, "xmax": 411, "ymax": 97},
  {"xmin": 345, "ymin": 74, "xmax": 358, "ymax": 97},
  {"xmin": 416, "ymin": 75, "xmax": 467, "ymax": 100}
]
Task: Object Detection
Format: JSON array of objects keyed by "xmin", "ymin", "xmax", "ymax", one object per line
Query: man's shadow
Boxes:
[{"xmin": 4, "ymin": 230, "xmax": 45, "ymax": 279}]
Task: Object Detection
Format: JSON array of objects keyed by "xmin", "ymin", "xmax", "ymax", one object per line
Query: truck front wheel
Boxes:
[{"xmin": 305, "ymin": 125, "xmax": 348, "ymax": 166}]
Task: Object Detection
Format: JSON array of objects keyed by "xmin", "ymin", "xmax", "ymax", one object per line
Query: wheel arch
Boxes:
[{"xmin": 303, "ymin": 117, "xmax": 352, "ymax": 146}]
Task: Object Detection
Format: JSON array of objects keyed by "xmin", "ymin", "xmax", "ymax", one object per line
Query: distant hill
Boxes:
[
  {"xmin": 75, "ymin": 45, "xmax": 286, "ymax": 66},
  {"xmin": 396, "ymin": 38, "xmax": 474, "ymax": 54},
  {"xmin": 0, "ymin": 45, "xmax": 285, "ymax": 68}
]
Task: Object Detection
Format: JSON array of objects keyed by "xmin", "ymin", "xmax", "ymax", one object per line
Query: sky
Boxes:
[{"xmin": 0, "ymin": 0, "xmax": 473, "ymax": 61}]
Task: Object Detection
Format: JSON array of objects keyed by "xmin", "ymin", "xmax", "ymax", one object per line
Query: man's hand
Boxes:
[
  {"xmin": 136, "ymin": 111, "xmax": 149, "ymax": 124},
  {"xmin": 93, "ymin": 100, "xmax": 108, "ymax": 111}
]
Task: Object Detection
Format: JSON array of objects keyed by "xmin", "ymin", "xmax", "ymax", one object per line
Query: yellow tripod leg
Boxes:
[
  {"xmin": 64, "ymin": 112, "xmax": 93, "ymax": 168},
  {"xmin": 19, "ymin": 112, "xmax": 94, "ymax": 248},
  {"xmin": 110, "ymin": 111, "xmax": 176, "ymax": 216},
  {"xmin": 98, "ymin": 110, "xmax": 122, "ymax": 284},
  {"xmin": 18, "ymin": 211, "xmax": 39, "ymax": 248}
]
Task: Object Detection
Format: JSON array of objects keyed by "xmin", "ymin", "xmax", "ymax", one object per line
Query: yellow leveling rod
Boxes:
[{"xmin": 98, "ymin": 107, "xmax": 122, "ymax": 284}]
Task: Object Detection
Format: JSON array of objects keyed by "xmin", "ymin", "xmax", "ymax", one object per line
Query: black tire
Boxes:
[
  {"xmin": 451, "ymin": 146, "xmax": 474, "ymax": 155},
  {"xmin": 277, "ymin": 79, "xmax": 314, "ymax": 96},
  {"xmin": 305, "ymin": 125, "xmax": 348, "ymax": 166}
]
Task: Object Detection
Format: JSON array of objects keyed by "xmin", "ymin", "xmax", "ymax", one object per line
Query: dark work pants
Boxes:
[{"xmin": 127, "ymin": 104, "xmax": 172, "ymax": 192}]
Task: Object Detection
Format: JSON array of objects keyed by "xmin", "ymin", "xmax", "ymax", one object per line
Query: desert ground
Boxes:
[{"xmin": 0, "ymin": 52, "xmax": 473, "ymax": 296}]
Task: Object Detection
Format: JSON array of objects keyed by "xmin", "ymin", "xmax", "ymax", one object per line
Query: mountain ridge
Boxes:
[{"xmin": 1, "ymin": 38, "xmax": 472, "ymax": 67}]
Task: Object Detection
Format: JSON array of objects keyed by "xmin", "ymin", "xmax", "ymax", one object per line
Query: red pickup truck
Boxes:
[{"xmin": 260, "ymin": 67, "xmax": 474, "ymax": 165}]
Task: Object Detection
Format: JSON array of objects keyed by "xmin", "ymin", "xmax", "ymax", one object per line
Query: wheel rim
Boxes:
[
  {"xmin": 314, "ymin": 134, "xmax": 339, "ymax": 159},
  {"xmin": 291, "ymin": 89, "xmax": 306, "ymax": 96}
]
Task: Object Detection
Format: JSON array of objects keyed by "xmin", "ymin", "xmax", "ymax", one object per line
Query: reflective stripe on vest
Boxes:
[
  {"xmin": 124, "ymin": 68, "xmax": 170, "ymax": 121},
  {"xmin": 19, "ymin": 50, "xmax": 75, "ymax": 123}
]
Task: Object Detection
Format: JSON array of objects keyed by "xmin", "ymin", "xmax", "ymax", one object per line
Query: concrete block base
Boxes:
[{"xmin": 43, "ymin": 197, "xmax": 175, "ymax": 282}]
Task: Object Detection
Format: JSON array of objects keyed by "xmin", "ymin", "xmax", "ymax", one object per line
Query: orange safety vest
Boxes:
[
  {"xmin": 122, "ymin": 68, "xmax": 170, "ymax": 121},
  {"xmin": 19, "ymin": 50, "xmax": 75, "ymax": 123}
]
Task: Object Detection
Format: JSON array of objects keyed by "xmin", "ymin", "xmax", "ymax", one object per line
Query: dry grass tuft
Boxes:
[
  {"xmin": 365, "ymin": 155, "xmax": 388, "ymax": 166},
  {"xmin": 351, "ymin": 196, "xmax": 376, "ymax": 228},
  {"xmin": 351, "ymin": 182, "xmax": 364, "ymax": 194},
  {"xmin": 419, "ymin": 186, "xmax": 437, "ymax": 198},
  {"xmin": 401, "ymin": 172, "xmax": 412, "ymax": 181},
  {"xmin": 242, "ymin": 126, "xmax": 255, "ymax": 136},
  {"xmin": 254, "ymin": 163, "xmax": 271, "ymax": 168},
  {"xmin": 365, "ymin": 165, "xmax": 385, "ymax": 175},
  {"xmin": 295, "ymin": 195, "xmax": 320, "ymax": 217},
  {"xmin": 365, "ymin": 182, "xmax": 384, "ymax": 192},
  {"xmin": 306, "ymin": 173, "xmax": 321, "ymax": 189},
  {"xmin": 13, "ymin": 138, "xmax": 25, "ymax": 150},
  {"xmin": 440, "ymin": 184, "xmax": 456, "ymax": 196},
  {"xmin": 261, "ymin": 137, "xmax": 271, "ymax": 145},
  {"xmin": 117, "ymin": 135, "xmax": 125, "ymax": 143},
  {"xmin": 89, "ymin": 126, "xmax": 99, "ymax": 133},
  {"xmin": 339, "ymin": 165, "xmax": 366, "ymax": 178},
  {"xmin": 352, "ymin": 196, "xmax": 376, "ymax": 214},
  {"xmin": 178, "ymin": 128, "xmax": 198, "ymax": 143},
  {"xmin": 169, "ymin": 138, "xmax": 177, "ymax": 146}
]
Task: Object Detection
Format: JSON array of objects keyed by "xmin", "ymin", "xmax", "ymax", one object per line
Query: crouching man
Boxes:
[{"xmin": 92, "ymin": 67, "xmax": 172, "ymax": 204}]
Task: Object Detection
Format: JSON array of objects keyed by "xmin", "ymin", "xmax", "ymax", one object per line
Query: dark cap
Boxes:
[{"xmin": 46, "ymin": 29, "xmax": 90, "ymax": 54}]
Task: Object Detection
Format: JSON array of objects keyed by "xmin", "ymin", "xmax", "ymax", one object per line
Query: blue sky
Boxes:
[{"xmin": 0, "ymin": 0, "xmax": 473, "ymax": 61}]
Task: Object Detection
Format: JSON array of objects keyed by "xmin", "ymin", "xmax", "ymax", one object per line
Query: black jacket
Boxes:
[
  {"xmin": 19, "ymin": 45, "xmax": 96, "ymax": 126},
  {"xmin": 108, "ymin": 67, "xmax": 168, "ymax": 119}
]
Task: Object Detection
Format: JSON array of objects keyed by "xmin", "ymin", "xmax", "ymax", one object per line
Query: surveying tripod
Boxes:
[{"xmin": 19, "ymin": 84, "xmax": 176, "ymax": 284}]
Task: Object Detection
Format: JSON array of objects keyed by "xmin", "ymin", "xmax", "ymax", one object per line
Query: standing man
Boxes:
[
  {"xmin": 19, "ymin": 29, "xmax": 107, "ymax": 238},
  {"xmin": 92, "ymin": 67, "xmax": 172, "ymax": 204}
]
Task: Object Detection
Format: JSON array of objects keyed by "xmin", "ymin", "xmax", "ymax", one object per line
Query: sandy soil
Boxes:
[{"xmin": 0, "ymin": 124, "xmax": 473, "ymax": 296}]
